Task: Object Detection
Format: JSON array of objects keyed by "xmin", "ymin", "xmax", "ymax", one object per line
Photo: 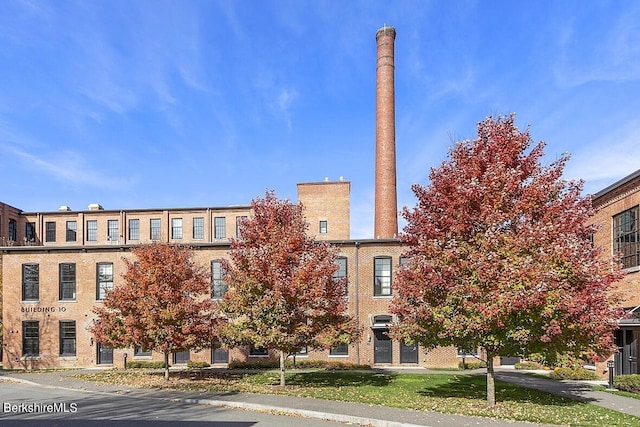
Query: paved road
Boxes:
[{"xmin": 0, "ymin": 380, "xmax": 345, "ymax": 427}]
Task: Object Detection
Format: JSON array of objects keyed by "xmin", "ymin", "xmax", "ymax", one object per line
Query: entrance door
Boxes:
[
  {"xmin": 373, "ymin": 330, "xmax": 392, "ymax": 364},
  {"xmin": 211, "ymin": 342, "xmax": 229, "ymax": 364},
  {"xmin": 97, "ymin": 343, "xmax": 113, "ymax": 365},
  {"xmin": 400, "ymin": 341, "xmax": 418, "ymax": 364},
  {"xmin": 173, "ymin": 350, "xmax": 190, "ymax": 364}
]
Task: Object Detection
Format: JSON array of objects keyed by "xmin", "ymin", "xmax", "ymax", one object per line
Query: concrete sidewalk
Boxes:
[
  {"xmin": 2, "ymin": 368, "xmax": 638, "ymax": 427},
  {"xmin": 494, "ymin": 369, "xmax": 640, "ymax": 418}
]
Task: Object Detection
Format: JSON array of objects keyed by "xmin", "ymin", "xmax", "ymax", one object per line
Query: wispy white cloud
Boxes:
[{"xmin": 553, "ymin": 5, "xmax": 640, "ymax": 87}]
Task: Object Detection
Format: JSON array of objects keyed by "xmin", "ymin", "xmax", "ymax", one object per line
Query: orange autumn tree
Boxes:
[
  {"xmin": 219, "ymin": 191, "xmax": 360, "ymax": 386},
  {"xmin": 91, "ymin": 243, "xmax": 220, "ymax": 380},
  {"xmin": 391, "ymin": 115, "xmax": 623, "ymax": 407}
]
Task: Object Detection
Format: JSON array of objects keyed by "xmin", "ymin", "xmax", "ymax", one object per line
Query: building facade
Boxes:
[
  {"xmin": 591, "ymin": 169, "xmax": 640, "ymax": 375},
  {"xmin": 0, "ymin": 179, "xmax": 461, "ymax": 370}
]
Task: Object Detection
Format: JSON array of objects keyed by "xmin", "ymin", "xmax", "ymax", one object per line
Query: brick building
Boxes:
[
  {"xmin": 0, "ymin": 178, "xmax": 461, "ymax": 369},
  {"xmin": 591, "ymin": 169, "xmax": 640, "ymax": 375}
]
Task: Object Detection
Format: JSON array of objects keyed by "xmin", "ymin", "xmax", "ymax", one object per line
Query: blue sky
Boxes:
[{"xmin": 1, "ymin": 1, "xmax": 639, "ymax": 238}]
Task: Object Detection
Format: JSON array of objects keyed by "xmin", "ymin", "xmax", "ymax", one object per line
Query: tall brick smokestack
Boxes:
[{"xmin": 374, "ymin": 25, "xmax": 398, "ymax": 239}]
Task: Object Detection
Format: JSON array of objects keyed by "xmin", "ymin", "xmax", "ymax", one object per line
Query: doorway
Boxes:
[
  {"xmin": 400, "ymin": 341, "xmax": 418, "ymax": 364},
  {"xmin": 373, "ymin": 330, "xmax": 392, "ymax": 364},
  {"xmin": 211, "ymin": 342, "xmax": 229, "ymax": 364},
  {"xmin": 97, "ymin": 343, "xmax": 113, "ymax": 365}
]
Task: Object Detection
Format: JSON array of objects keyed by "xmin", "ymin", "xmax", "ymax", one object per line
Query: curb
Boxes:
[{"xmin": 179, "ymin": 397, "xmax": 428, "ymax": 427}]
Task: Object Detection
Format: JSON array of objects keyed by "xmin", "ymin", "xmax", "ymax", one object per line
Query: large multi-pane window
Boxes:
[
  {"xmin": 236, "ymin": 216, "xmax": 247, "ymax": 238},
  {"xmin": 59, "ymin": 321, "xmax": 76, "ymax": 356},
  {"xmin": 150, "ymin": 218, "xmax": 161, "ymax": 241},
  {"xmin": 86, "ymin": 220, "xmax": 97, "ymax": 242},
  {"xmin": 374, "ymin": 256, "xmax": 392, "ymax": 296},
  {"xmin": 171, "ymin": 218, "xmax": 183, "ymax": 239},
  {"xmin": 193, "ymin": 217, "xmax": 204, "ymax": 239},
  {"xmin": 211, "ymin": 260, "xmax": 227, "ymax": 299},
  {"xmin": 96, "ymin": 262, "xmax": 114, "ymax": 300},
  {"xmin": 22, "ymin": 263, "xmax": 39, "ymax": 301},
  {"xmin": 129, "ymin": 219, "xmax": 140, "ymax": 241},
  {"xmin": 66, "ymin": 221, "xmax": 77, "ymax": 242},
  {"xmin": 614, "ymin": 207, "xmax": 640, "ymax": 269},
  {"xmin": 214, "ymin": 217, "xmax": 226, "ymax": 239},
  {"xmin": 25, "ymin": 222, "xmax": 36, "ymax": 243},
  {"xmin": 59, "ymin": 263, "xmax": 76, "ymax": 300},
  {"xmin": 45, "ymin": 221, "xmax": 56, "ymax": 242},
  {"xmin": 22, "ymin": 321, "xmax": 39, "ymax": 357},
  {"xmin": 8, "ymin": 218, "xmax": 17, "ymax": 241},
  {"xmin": 107, "ymin": 220, "xmax": 119, "ymax": 242}
]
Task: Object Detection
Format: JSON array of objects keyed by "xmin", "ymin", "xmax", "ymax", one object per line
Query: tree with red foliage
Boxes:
[
  {"xmin": 219, "ymin": 191, "xmax": 360, "ymax": 386},
  {"xmin": 391, "ymin": 115, "xmax": 623, "ymax": 406},
  {"xmin": 91, "ymin": 243, "xmax": 220, "ymax": 380}
]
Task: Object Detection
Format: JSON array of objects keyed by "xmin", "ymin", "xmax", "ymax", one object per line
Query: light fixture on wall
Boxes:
[
  {"xmin": 90, "ymin": 337, "xmax": 94, "ymax": 346},
  {"xmin": 367, "ymin": 334, "xmax": 371, "ymax": 343}
]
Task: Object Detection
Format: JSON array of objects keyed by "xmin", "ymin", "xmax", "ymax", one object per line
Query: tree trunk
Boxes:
[
  {"xmin": 486, "ymin": 353, "xmax": 495, "ymax": 407},
  {"xmin": 280, "ymin": 350, "xmax": 286, "ymax": 386},
  {"xmin": 164, "ymin": 351, "xmax": 170, "ymax": 381}
]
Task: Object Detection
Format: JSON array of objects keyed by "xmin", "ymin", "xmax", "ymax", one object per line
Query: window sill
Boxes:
[
  {"xmin": 20, "ymin": 356, "xmax": 40, "ymax": 361},
  {"xmin": 59, "ymin": 356, "xmax": 77, "ymax": 360},
  {"xmin": 373, "ymin": 295, "xmax": 393, "ymax": 299},
  {"xmin": 622, "ymin": 265, "xmax": 640, "ymax": 273},
  {"xmin": 328, "ymin": 354, "xmax": 349, "ymax": 358},
  {"xmin": 249, "ymin": 355, "xmax": 269, "ymax": 358}
]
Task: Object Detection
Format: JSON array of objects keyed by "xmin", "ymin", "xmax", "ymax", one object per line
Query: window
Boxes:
[
  {"xmin": 129, "ymin": 219, "xmax": 140, "ymax": 241},
  {"xmin": 86, "ymin": 220, "xmax": 97, "ymax": 242},
  {"xmin": 59, "ymin": 263, "xmax": 76, "ymax": 300},
  {"xmin": 614, "ymin": 207, "xmax": 640, "ymax": 269},
  {"xmin": 134, "ymin": 347, "xmax": 152, "ymax": 357},
  {"xmin": 171, "ymin": 218, "xmax": 183, "ymax": 239},
  {"xmin": 66, "ymin": 221, "xmax": 77, "ymax": 242},
  {"xmin": 236, "ymin": 216, "xmax": 247, "ymax": 238},
  {"xmin": 211, "ymin": 260, "xmax": 227, "ymax": 299},
  {"xmin": 25, "ymin": 222, "xmax": 36, "ymax": 243},
  {"xmin": 193, "ymin": 217, "xmax": 204, "ymax": 239},
  {"xmin": 214, "ymin": 217, "xmax": 226, "ymax": 239},
  {"xmin": 293, "ymin": 347, "xmax": 308, "ymax": 357},
  {"xmin": 45, "ymin": 221, "xmax": 56, "ymax": 242},
  {"xmin": 399, "ymin": 256, "xmax": 408, "ymax": 266},
  {"xmin": 96, "ymin": 262, "xmax": 114, "ymax": 300},
  {"xmin": 374, "ymin": 257, "xmax": 392, "ymax": 296},
  {"xmin": 249, "ymin": 346, "xmax": 268, "ymax": 357},
  {"xmin": 22, "ymin": 321, "xmax": 39, "ymax": 357},
  {"xmin": 59, "ymin": 321, "xmax": 76, "ymax": 356},
  {"xmin": 330, "ymin": 344, "xmax": 349, "ymax": 356},
  {"xmin": 8, "ymin": 218, "xmax": 16, "ymax": 241},
  {"xmin": 22, "ymin": 264, "xmax": 39, "ymax": 301},
  {"xmin": 150, "ymin": 218, "xmax": 161, "ymax": 241},
  {"xmin": 107, "ymin": 220, "xmax": 119, "ymax": 242},
  {"xmin": 334, "ymin": 257, "xmax": 348, "ymax": 295},
  {"xmin": 319, "ymin": 220, "xmax": 328, "ymax": 234}
]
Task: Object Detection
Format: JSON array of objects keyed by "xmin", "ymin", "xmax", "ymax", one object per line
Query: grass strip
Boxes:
[{"xmin": 74, "ymin": 370, "xmax": 640, "ymax": 426}]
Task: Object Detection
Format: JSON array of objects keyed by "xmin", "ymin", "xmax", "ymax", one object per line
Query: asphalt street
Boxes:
[{"xmin": 0, "ymin": 381, "xmax": 345, "ymax": 427}]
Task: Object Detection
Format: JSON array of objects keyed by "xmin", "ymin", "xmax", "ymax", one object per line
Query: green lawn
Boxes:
[{"xmin": 74, "ymin": 369, "xmax": 640, "ymax": 426}]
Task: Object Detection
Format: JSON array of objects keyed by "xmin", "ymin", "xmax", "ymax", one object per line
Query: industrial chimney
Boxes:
[{"xmin": 374, "ymin": 25, "xmax": 398, "ymax": 239}]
